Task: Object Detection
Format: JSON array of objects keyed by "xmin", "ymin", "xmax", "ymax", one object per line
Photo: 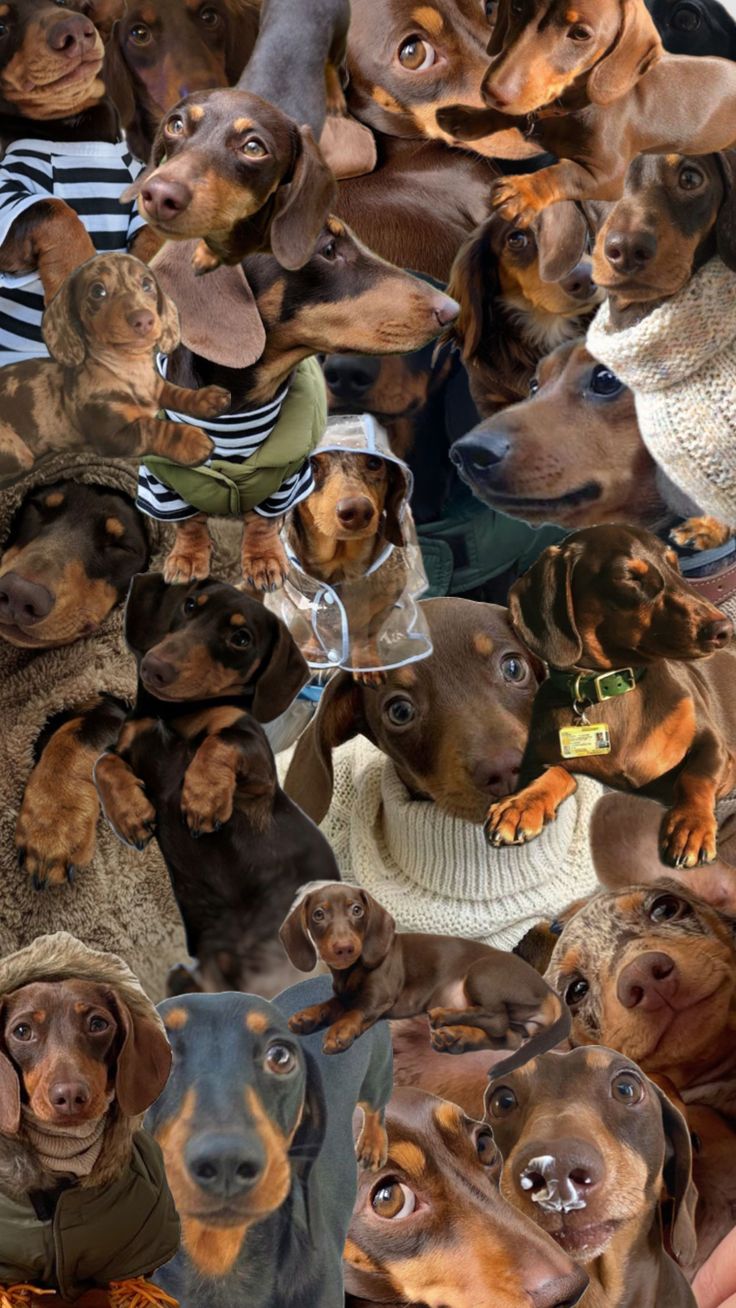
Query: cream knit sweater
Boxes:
[{"xmin": 587, "ymin": 258, "xmax": 736, "ymax": 525}]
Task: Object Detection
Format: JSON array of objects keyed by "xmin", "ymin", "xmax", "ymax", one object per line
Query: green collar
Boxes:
[{"xmin": 547, "ymin": 665, "xmax": 646, "ymax": 707}]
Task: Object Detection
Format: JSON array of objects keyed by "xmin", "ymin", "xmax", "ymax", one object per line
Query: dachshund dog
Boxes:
[
  {"xmin": 0, "ymin": 254, "xmax": 230, "ymax": 477},
  {"xmin": 280, "ymin": 882, "xmax": 570, "ymax": 1065},
  {"xmin": 445, "ymin": 205, "xmax": 602, "ymax": 416},
  {"xmin": 125, "ymin": 0, "xmax": 349, "ymax": 273},
  {"xmin": 486, "ymin": 1046, "xmax": 698, "ymax": 1306},
  {"xmin": 438, "ymin": 0, "xmax": 736, "ymax": 234},
  {"xmin": 104, "ymin": 0, "xmax": 260, "ymax": 162},
  {"xmin": 93, "ymin": 572, "xmax": 338, "ymax": 997},
  {"xmin": 345, "ymin": 1087, "xmax": 589, "ymax": 1308},
  {"xmin": 484, "ymin": 525, "xmax": 736, "ymax": 868},
  {"xmin": 150, "ymin": 982, "xmax": 393, "ymax": 1308},
  {"xmin": 646, "ymin": 0, "xmax": 736, "ymax": 59}
]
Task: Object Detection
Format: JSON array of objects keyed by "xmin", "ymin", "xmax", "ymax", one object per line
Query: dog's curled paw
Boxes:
[
  {"xmin": 355, "ymin": 1120, "xmax": 388, "ymax": 1172},
  {"xmin": 669, "ymin": 516, "xmax": 732, "ymax": 552},
  {"xmin": 661, "ymin": 806, "xmax": 717, "ymax": 869},
  {"xmin": 181, "ymin": 765, "xmax": 234, "ymax": 837},
  {"xmin": 484, "ymin": 793, "xmax": 553, "ymax": 846},
  {"xmin": 198, "ymin": 385, "xmax": 232, "ymax": 419},
  {"xmin": 490, "ymin": 176, "xmax": 543, "ymax": 227}
]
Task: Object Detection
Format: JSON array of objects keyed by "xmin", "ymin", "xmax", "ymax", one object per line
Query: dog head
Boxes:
[
  {"xmin": 0, "ymin": 0, "xmax": 124, "ymax": 118},
  {"xmin": 279, "ymin": 882, "xmax": 397, "ymax": 973}
]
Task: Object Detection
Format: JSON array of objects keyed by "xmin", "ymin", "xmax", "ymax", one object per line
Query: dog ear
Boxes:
[
  {"xmin": 149, "ymin": 239, "xmax": 266, "ymax": 369},
  {"xmin": 508, "ymin": 542, "xmax": 583, "ymax": 668},
  {"xmin": 360, "ymin": 889, "xmax": 396, "ymax": 968},
  {"xmin": 587, "ymin": 0, "xmax": 662, "ymax": 106},
  {"xmin": 383, "ymin": 462, "xmax": 409, "ymax": 547},
  {"xmin": 124, "ymin": 572, "xmax": 191, "ymax": 659},
  {"xmin": 102, "ymin": 33, "xmax": 136, "ymax": 130},
  {"xmin": 42, "ymin": 267, "xmax": 86, "ymax": 366},
  {"xmin": 487, "ymin": 0, "xmax": 510, "ymax": 56},
  {"xmin": 270, "ymin": 125, "xmax": 337, "ymax": 271},
  {"xmin": 109, "ymin": 993, "xmax": 172, "ymax": 1116},
  {"xmin": 251, "ymin": 617, "xmax": 309, "ymax": 723},
  {"xmin": 446, "ymin": 217, "xmax": 499, "ymax": 367},
  {"xmin": 283, "ymin": 672, "xmax": 366, "ymax": 822},
  {"xmin": 535, "ymin": 202, "xmax": 589, "ymax": 283},
  {"xmin": 224, "ymin": 0, "xmax": 260, "ymax": 81},
  {"xmin": 88, "ymin": 0, "xmax": 126, "ymax": 42},
  {"xmin": 319, "ymin": 114, "xmax": 378, "ymax": 180},
  {"xmin": 715, "ymin": 151, "xmax": 736, "ymax": 272},
  {"xmin": 154, "ymin": 281, "xmax": 181, "ymax": 356},
  {"xmin": 653, "ymin": 1083, "xmax": 699, "ymax": 1267},
  {"xmin": 0, "ymin": 1009, "xmax": 21, "ymax": 1137},
  {"xmin": 279, "ymin": 894, "xmax": 318, "ymax": 971},
  {"xmin": 289, "ymin": 1049, "xmax": 328, "ymax": 1237}
]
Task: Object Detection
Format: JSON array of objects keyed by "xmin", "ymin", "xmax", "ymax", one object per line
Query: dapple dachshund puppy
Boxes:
[
  {"xmin": 280, "ymin": 882, "xmax": 570, "ymax": 1064},
  {"xmin": 438, "ymin": 0, "xmax": 736, "ymax": 233},
  {"xmin": 104, "ymin": 0, "xmax": 260, "ymax": 162},
  {"xmin": 345, "ymin": 1087, "xmax": 589, "ymax": 1308},
  {"xmin": 646, "ymin": 0, "xmax": 736, "ymax": 59},
  {"xmin": 125, "ymin": 0, "xmax": 348, "ymax": 272},
  {"xmin": 486, "ymin": 1046, "xmax": 698, "ymax": 1307},
  {"xmin": 485, "ymin": 525, "xmax": 736, "ymax": 868},
  {"xmin": 150, "ymin": 982, "xmax": 393, "ymax": 1308},
  {"xmin": 0, "ymin": 254, "xmax": 229, "ymax": 478}
]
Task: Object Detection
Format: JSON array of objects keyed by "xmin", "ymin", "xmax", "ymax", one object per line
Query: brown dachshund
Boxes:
[
  {"xmin": 485, "ymin": 525, "xmax": 736, "ymax": 868},
  {"xmin": 486, "ymin": 1046, "xmax": 698, "ymax": 1306},
  {"xmin": 438, "ymin": 0, "xmax": 736, "ymax": 231},
  {"xmin": 445, "ymin": 204, "xmax": 602, "ymax": 416},
  {"xmin": 345, "ymin": 1087, "xmax": 589, "ymax": 1308},
  {"xmin": 279, "ymin": 882, "xmax": 570, "ymax": 1065},
  {"xmin": 0, "ymin": 254, "xmax": 230, "ymax": 477}
]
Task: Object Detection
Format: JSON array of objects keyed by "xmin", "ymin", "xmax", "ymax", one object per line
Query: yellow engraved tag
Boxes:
[{"xmin": 559, "ymin": 723, "xmax": 611, "ymax": 758}]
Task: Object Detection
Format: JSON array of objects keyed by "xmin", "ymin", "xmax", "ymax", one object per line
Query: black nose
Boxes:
[
  {"xmin": 322, "ymin": 354, "xmax": 380, "ymax": 400},
  {"xmin": 603, "ymin": 230, "xmax": 657, "ymax": 275},
  {"xmin": 0, "ymin": 572, "xmax": 54, "ymax": 626},
  {"xmin": 141, "ymin": 177, "xmax": 193, "ymax": 223},
  {"xmin": 49, "ymin": 1081, "xmax": 91, "ymax": 1115},
  {"xmin": 48, "ymin": 12, "xmax": 96, "ymax": 53},
  {"xmin": 560, "ymin": 259, "xmax": 595, "ymax": 301},
  {"xmin": 140, "ymin": 652, "xmax": 178, "ymax": 690},
  {"xmin": 450, "ymin": 431, "xmax": 510, "ymax": 477},
  {"xmin": 186, "ymin": 1133, "xmax": 265, "ymax": 1199},
  {"xmin": 699, "ymin": 617, "xmax": 733, "ymax": 651}
]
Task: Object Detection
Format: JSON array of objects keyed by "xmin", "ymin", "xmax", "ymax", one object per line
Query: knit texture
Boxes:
[
  {"xmin": 21, "ymin": 1108, "xmax": 110, "ymax": 1178},
  {"xmin": 587, "ymin": 258, "xmax": 736, "ymax": 525}
]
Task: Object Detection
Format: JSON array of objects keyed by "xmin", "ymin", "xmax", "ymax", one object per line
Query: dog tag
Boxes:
[{"xmin": 559, "ymin": 724, "xmax": 611, "ymax": 758}]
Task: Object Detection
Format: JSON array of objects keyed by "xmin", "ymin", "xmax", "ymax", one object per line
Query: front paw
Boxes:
[
  {"xmin": 485, "ymin": 791, "xmax": 556, "ymax": 846},
  {"xmin": 322, "ymin": 1016, "xmax": 362, "ymax": 1053},
  {"xmin": 16, "ymin": 785, "xmax": 97, "ymax": 890},
  {"xmin": 669, "ymin": 517, "xmax": 732, "ymax": 552},
  {"xmin": 241, "ymin": 538, "xmax": 288, "ymax": 592},
  {"xmin": 491, "ymin": 176, "xmax": 544, "ymax": 227},
  {"xmin": 181, "ymin": 766, "xmax": 234, "ymax": 837},
  {"xmin": 175, "ymin": 426, "xmax": 215, "ymax": 467},
  {"xmin": 198, "ymin": 385, "xmax": 231, "ymax": 419},
  {"xmin": 288, "ymin": 1002, "xmax": 335, "ymax": 1035},
  {"xmin": 661, "ymin": 807, "xmax": 717, "ymax": 868},
  {"xmin": 429, "ymin": 1023, "xmax": 489, "ymax": 1053},
  {"xmin": 192, "ymin": 240, "xmax": 222, "ymax": 276},
  {"xmin": 353, "ymin": 669, "xmax": 386, "ymax": 688},
  {"xmin": 98, "ymin": 777, "xmax": 156, "ymax": 850},
  {"xmin": 164, "ymin": 540, "xmax": 212, "ymax": 585},
  {"xmin": 355, "ymin": 1120, "xmax": 388, "ymax": 1172}
]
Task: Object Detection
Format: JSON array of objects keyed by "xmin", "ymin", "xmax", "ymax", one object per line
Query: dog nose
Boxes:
[
  {"xmin": 528, "ymin": 1269, "xmax": 589, "ymax": 1308},
  {"xmin": 471, "ymin": 749, "xmax": 522, "ymax": 798},
  {"xmin": 431, "ymin": 293, "xmax": 460, "ymax": 327},
  {"xmin": 699, "ymin": 617, "xmax": 733, "ymax": 651},
  {"xmin": 126, "ymin": 309, "xmax": 155, "ymax": 336},
  {"xmin": 48, "ymin": 13, "xmax": 96, "ymax": 53},
  {"xmin": 331, "ymin": 939, "xmax": 358, "ymax": 961},
  {"xmin": 0, "ymin": 572, "xmax": 53, "ymax": 626},
  {"xmin": 560, "ymin": 260, "xmax": 595, "ymax": 301},
  {"xmin": 616, "ymin": 951, "xmax": 678, "ymax": 1010},
  {"xmin": 604, "ymin": 230, "xmax": 657, "ymax": 274},
  {"xmin": 186, "ymin": 1133, "xmax": 265, "ymax": 1199},
  {"xmin": 140, "ymin": 177, "xmax": 192, "ymax": 223},
  {"xmin": 336, "ymin": 496, "xmax": 375, "ymax": 529},
  {"xmin": 517, "ymin": 1139, "xmax": 604, "ymax": 1213},
  {"xmin": 140, "ymin": 653, "xmax": 178, "ymax": 691},
  {"xmin": 450, "ymin": 431, "xmax": 510, "ymax": 476},
  {"xmin": 322, "ymin": 354, "xmax": 380, "ymax": 400},
  {"xmin": 50, "ymin": 1081, "xmax": 91, "ymax": 1114}
]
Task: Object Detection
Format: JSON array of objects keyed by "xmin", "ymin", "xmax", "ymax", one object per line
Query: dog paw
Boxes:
[
  {"xmin": 163, "ymin": 543, "xmax": 212, "ymax": 585},
  {"xmin": 192, "ymin": 240, "xmax": 222, "ymax": 276},
  {"xmin": 197, "ymin": 385, "xmax": 232, "ymax": 419},
  {"xmin": 661, "ymin": 807, "xmax": 718, "ymax": 868},
  {"xmin": 491, "ymin": 176, "xmax": 544, "ymax": 227},
  {"xmin": 355, "ymin": 1121, "xmax": 388, "ymax": 1172},
  {"xmin": 288, "ymin": 1002, "xmax": 336, "ymax": 1035},
  {"xmin": 322, "ymin": 1017, "xmax": 362, "ymax": 1054},
  {"xmin": 669, "ymin": 516, "xmax": 732, "ymax": 552},
  {"xmin": 429, "ymin": 1023, "xmax": 490, "ymax": 1053},
  {"xmin": 15, "ymin": 785, "xmax": 96, "ymax": 890},
  {"xmin": 353, "ymin": 668, "xmax": 387, "ymax": 688},
  {"xmin": 177, "ymin": 426, "xmax": 215, "ymax": 467},
  {"xmin": 485, "ymin": 792, "xmax": 554, "ymax": 846},
  {"xmin": 241, "ymin": 541, "xmax": 288, "ymax": 592},
  {"xmin": 100, "ymin": 781, "xmax": 156, "ymax": 850},
  {"xmin": 181, "ymin": 767, "xmax": 235, "ymax": 837}
]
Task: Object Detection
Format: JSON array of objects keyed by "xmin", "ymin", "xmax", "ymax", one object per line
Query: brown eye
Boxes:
[
  {"xmin": 529, "ymin": 377, "xmax": 540, "ymax": 395},
  {"xmin": 679, "ymin": 166, "xmax": 704, "ymax": 190},
  {"xmin": 141, "ymin": 276, "xmax": 155, "ymax": 293},
  {"xmin": 166, "ymin": 115, "xmax": 185, "ymax": 137},
  {"xmin": 89, "ymin": 282, "xmax": 107, "ymax": 300},
  {"xmin": 365, "ymin": 456, "xmax": 383, "ymax": 472},
  {"xmin": 11, "ymin": 1023, "xmax": 32, "ymax": 1041},
  {"xmin": 648, "ymin": 893, "xmax": 688, "ymax": 924},
  {"xmin": 230, "ymin": 628, "xmax": 252, "ymax": 648},
  {"xmin": 611, "ymin": 1072, "xmax": 644, "ymax": 1105},
  {"xmin": 568, "ymin": 23, "xmax": 592, "ymax": 39},
  {"xmin": 242, "ymin": 138, "xmax": 267, "ymax": 158},
  {"xmin": 199, "ymin": 4, "xmax": 221, "ymax": 26},
  {"xmin": 350, "ymin": 904, "xmax": 364, "ymax": 918},
  {"xmin": 371, "ymin": 1179, "xmax": 416, "ymax": 1219},
  {"xmin": 398, "ymin": 35, "xmax": 436, "ymax": 70},
  {"xmin": 265, "ymin": 1043, "xmax": 297, "ymax": 1075},
  {"xmin": 489, "ymin": 1086, "xmax": 517, "ymax": 1117},
  {"xmin": 320, "ymin": 239, "xmax": 337, "ymax": 261},
  {"xmin": 501, "ymin": 654, "xmax": 527, "ymax": 683},
  {"xmin": 129, "ymin": 21, "xmax": 152, "ymax": 44},
  {"xmin": 184, "ymin": 596, "xmax": 198, "ymax": 615},
  {"xmin": 565, "ymin": 976, "xmax": 589, "ymax": 1005},
  {"xmin": 475, "ymin": 1128, "xmax": 498, "ymax": 1166},
  {"xmin": 385, "ymin": 697, "xmax": 416, "ymax": 727},
  {"xmin": 312, "ymin": 907, "xmax": 325, "ymax": 922},
  {"xmin": 89, "ymin": 1016, "xmax": 109, "ymax": 1034},
  {"xmin": 506, "ymin": 229, "xmax": 529, "ymax": 251}
]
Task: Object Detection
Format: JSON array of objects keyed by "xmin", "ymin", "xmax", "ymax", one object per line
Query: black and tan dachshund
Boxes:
[
  {"xmin": 94, "ymin": 572, "xmax": 339, "ymax": 997},
  {"xmin": 646, "ymin": 0, "xmax": 736, "ymax": 59}
]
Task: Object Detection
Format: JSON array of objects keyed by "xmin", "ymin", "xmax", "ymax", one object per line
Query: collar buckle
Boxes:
[{"xmin": 593, "ymin": 667, "xmax": 637, "ymax": 702}]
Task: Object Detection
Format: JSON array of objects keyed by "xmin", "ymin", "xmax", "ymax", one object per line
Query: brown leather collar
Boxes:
[{"xmin": 687, "ymin": 560, "xmax": 736, "ymax": 607}]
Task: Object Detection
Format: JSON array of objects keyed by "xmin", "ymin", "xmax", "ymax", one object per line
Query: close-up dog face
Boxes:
[
  {"xmin": 486, "ymin": 1046, "xmax": 697, "ymax": 1266},
  {"xmin": 323, "ymin": 339, "xmax": 448, "ymax": 424},
  {"xmin": 509, "ymin": 525, "xmax": 734, "ymax": 670},
  {"xmin": 280, "ymin": 883, "xmax": 397, "ymax": 972},
  {"xmin": 297, "ymin": 450, "xmax": 402, "ymax": 545},
  {"xmin": 450, "ymin": 341, "xmax": 663, "ymax": 527},
  {"xmin": 0, "ymin": 481, "xmax": 149, "ymax": 648},
  {"xmin": 592, "ymin": 151, "xmax": 736, "ymax": 306},
  {"xmin": 0, "ymin": 0, "xmax": 121, "ymax": 118},
  {"xmin": 346, "ymin": 1088, "xmax": 589, "ymax": 1308},
  {"xmin": 150, "ymin": 993, "xmax": 324, "ymax": 1275},
  {"xmin": 544, "ymin": 884, "xmax": 736, "ymax": 1074},
  {"xmin": 647, "ymin": 0, "xmax": 736, "ymax": 59}
]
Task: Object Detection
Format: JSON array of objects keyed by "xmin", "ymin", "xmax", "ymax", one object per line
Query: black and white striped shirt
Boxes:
[{"xmin": 0, "ymin": 137, "xmax": 146, "ymax": 366}]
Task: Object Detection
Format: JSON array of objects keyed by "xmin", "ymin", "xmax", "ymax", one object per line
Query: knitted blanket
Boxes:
[{"xmin": 587, "ymin": 258, "xmax": 736, "ymax": 525}]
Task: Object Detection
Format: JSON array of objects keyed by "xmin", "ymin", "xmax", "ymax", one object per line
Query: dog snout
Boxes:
[
  {"xmin": 140, "ymin": 176, "xmax": 193, "ymax": 224},
  {"xmin": 336, "ymin": 496, "xmax": 375, "ymax": 530},
  {"xmin": 0, "ymin": 572, "xmax": 53, "ymax": 626},
  {"xmin": 470, "ymin": 749, "xmax": 522, "ymax": 798},
  {"xmin": 527, "ymin": 1268, "xmax": 589, "ymax": 1308},
  {"xmin": 329, "ymin": 937, "xmax": 359, "ymax": 963},
  {"xmin": 603, "ymin": 229, "xmax": 657, "ymax": 275},
  {"xmin": 48, "ymin": 12, "xmax": 96, "ymax": 54},
  {"xmin": 698, "ymin": 616, "xmax": 733, "ymax": 651},
  {"xmin": 616, "ymin": 951, "xmax": 678, "ymax": 1011},
  {"xmin": 126, "ymin": 308, "xmax": 156, "ymax": 337},
  {"xmin": 185, "ymin": 1132, "xmax": 265, "ymax": 1199},
  {"xmin": 49, "ymin": 1080, "xmax": 91, "ymax": 1116},
  {"xmin": 560, "ymin": 260, "xmax": 596, "ymax": 302},
  {"xmin": 140, "ymin": 652, "xmax": 178, "ymax": 691},
  {"xmin": 322, "ymin": 354, "xmax": 380, "ymax": 400},
  {"xmin": 517, "ymin": 1139, "xmax": 604, "ymax": 1213},
  {"xmin": 430, "ymin": 292, "xmax": 460, "ymax": 327},
  {"xmin": 450, "ymin": 430, "xmax": 510, "ymax": 478}
]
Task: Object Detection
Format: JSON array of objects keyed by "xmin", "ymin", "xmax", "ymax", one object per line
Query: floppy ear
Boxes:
[
  {"xmin": 0, "ymin": 1010, "xmax": 21, "ymax": 1137},
  {"xmin": 318, "ymin": 114, "xmax": 377, "ymax": 180},
  {"xmin": 88, "ymin": 0, "xmax": 126, "ymax": 42},
  {"xmin": 536, "ymin": 202, "xmax": 589, "ymax": 283},
  {"xmin": 251, "ymin": 618, "xmax": 309, "ymax": 723},
  {"xmin": 360, "ymin": 889, "xmax": 397, "ymax": 968},
  {"xmin": 279, "ymin": 896, "xmax": 318, "ymax": 972},
  {"xmin": 150, "ymin": 239, "xmax": 266, "ymax": 369},
  {"xmin": 715, "ymin": 151, "xmax": 736, "ymax": 272},
  {"xmin": 487, "ymin": 0, "xmax": 510, "ymax": 56},
  {"xmin": 224, "ymin": 0, "xmax": 260, "ymax": 81},
  {"xmin": 154, "ymin": 281, "xmax": 181, "ymax": 355},
  {"xmin": 283, "ymin": 672, "xmax": 366, "ymax": 822},
  {"xmin": 383, "ymin": 462, "xmax": 409, "ymax": 547},
  {"xmin": 270, "ymin": 126, "xmax": 337, "ymax": 271},
  {"xmin": 653, "ymin": 1083, "xmax": 699, "ymax": 1267},
  {"xmin": 508, "ymin": 542, "xmax": 583, "ymax": 668},
  {"xmin": 124, "ymin": 572, "xmax": 193, "ymax": 659},
  {"xmin": 109, "ymin": 993, "xmax": 172, "ymax": 1116},
  {"xmin": 289, "ymin": 1049, "xmax": 328, "ymax": 1237},
  {"xmin": 102, "ymin": 33, "xmax": 136, "ymax": 129},
  {"xmin": 42, "ymin": 268, "xmax": 86, "ymax": 366},
  {"xmin": 446, "ymin": 217, "xmax": 499, "ymax": 366},
  {"xmin": 587, "ymin": 0, "xmax": 662, "ymax": 106}
]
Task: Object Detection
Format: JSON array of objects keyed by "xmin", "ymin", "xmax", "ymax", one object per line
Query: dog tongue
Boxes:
[{"xmin": 151, "ymin": 241, "xmax": 266, "ymax": 370}]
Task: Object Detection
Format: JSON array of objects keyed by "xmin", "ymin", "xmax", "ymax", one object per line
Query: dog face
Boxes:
[
  {"xmin": 0, "ymin": 0, "xmax": 122, "ymax": 118},
  {"xmin": 482, "ymin": 0, "xmax": 661, "ymax": 116},
  {"xmin": 346, "ymin": 1088, "xmax": 589, "ymax": 1308},
  {"xmin": 592, "ymin": 151, "xmax": 736, "ymax": 306},
  {"xmin": 0, "ymin": 977, "xmax": 171, "ymax": 1131},
  {"xmin": 323, "ymin": 340, "xmax": 445, "ymax": 422},
  {"xmin": 0, "ymin": 481, "xmax": 149, "ymax": 649},
  {"xmin": 279, "ymin": 883, "xmax": 397, "ymax": 973},
  {"xmin": 508, "ymin": 525, "xmax": 733, "ymax": 670},
  {"xmin": 149, "ymin": 993, "xmax": 325, "ymax": 1275},
  {"xmin": 486, "ymin": 1046, "xmax": 698, "ymax": 1267},
  {"xmin": 647, "ymin": 0, "xmax": 736, "ymax": 59},
  {"xmin": 544, "ymin": 884, "xmax": 736, "ymax": 1075},
  {"xmin": 297, "ymin": 450, "xmax": 405, "ymax": 548},
  {"xmin": 125, "ymin": 573, "xmax": 308, "ymax": 721}
]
